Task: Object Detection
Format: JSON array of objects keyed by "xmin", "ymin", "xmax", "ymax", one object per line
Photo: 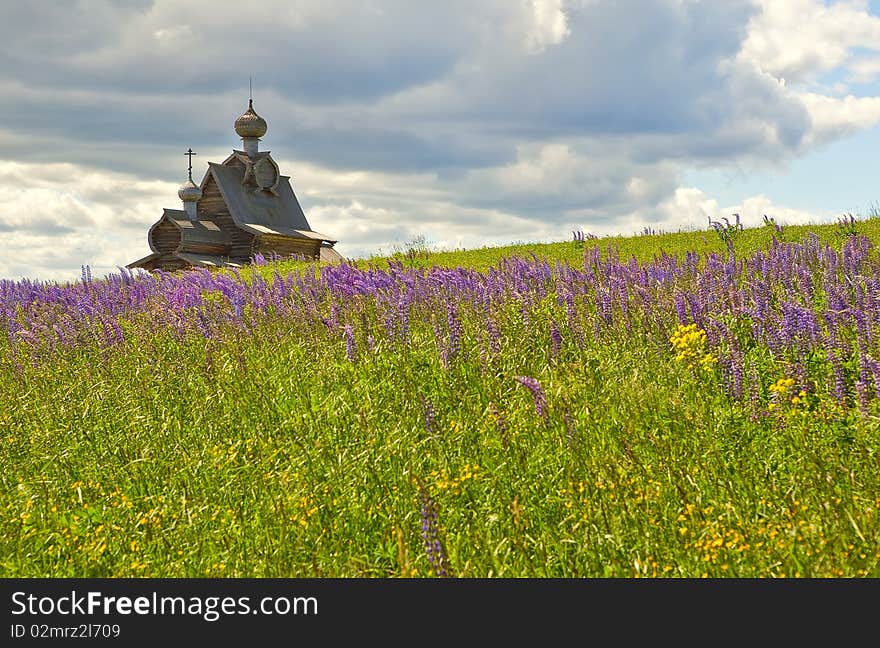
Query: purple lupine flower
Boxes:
[
  {"xmin": 98, "ymin": 315, "xmax": 122, "ymax": 347},
  {"xmin": 673, "ymin": 291, "xmax": 687, "ymax": 324},
  {"xmin": 485, "ymin": 318, "xmax": 501, "ymax": 355},
  {"xmin": 597, "ymin": 289, "xmax": 613, "ymax": 325},
  {"xmin": 851, "ymin": 307, "xmax": 871, "ymax": 351},
  {"xmin": 421, "ymin": 396, "xmax": 437, "ymax": 436},
  {"xmin": 549, "ymin": 319, "xmax": 562, "ymax": 359},
  {"xmin": 196, "ymin": 311, "xmax": 212, "ymax": 338},
  {"xmin": 730, "ymin": 350, "xmax": 744, "ymax": 400},
  {"xmin": 520, "ymin": 300, "xmax": 531, "ymax": 331},
  {"xmin": 384, "ymin": 308, "xmax": 396, "ymax": 345},
  {"xmin": 827, "ymin": 348, "xmax": 847, "ymax": 404},
  {"xmin": 419, "ymin": 487, "xmax": 449, "ymax": 577},
  {"xmin": 447, "ymin": 303, "xmax": 462, "ymax": 361},
  {"xmin": 515, "ymin": 375, "xmax": 549, "ymax": 421},
  {"xmin": 343, "ymin": 324, "xmax": 356, "ymax": 362},
  {"xmin": 823, "ymin": 312, "xmax": 839, "ymax": 351},
  {"xmin": 855, "ymin": 379, "xmax": 869, "ymax": 415}
]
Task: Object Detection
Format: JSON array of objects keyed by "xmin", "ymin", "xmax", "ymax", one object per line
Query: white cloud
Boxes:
[
  {"xmin": 736, "ymin": 1, "xmax": 880, "ymax": 151},
  {"xmin": 733, "ymin": 193, "xmax": 829, "ymax": 226},
  {"xmin": 1, "ymin": 1, "xmax": 879, "ymax": 281},
  {"xmin": 797, "ymin": 92, "xmax": 880, "ymax": 145},
  {"xmin": 649, "ymin": 187, "xmax": 830, "ymax": 232},
  {"xmin": 0, "ymin": 161, "xmax": 176, "ymax": 280},
  {"xmin": 152, "ymin": 24, "xmax": 196, "ymax": 47},
  {"xmin": 740, "ymin": 0, "xmax": 880, "ymax": 85},
  {"xmin": 525, "ymin": 0, "xmax": 571, "ymax": 53}
]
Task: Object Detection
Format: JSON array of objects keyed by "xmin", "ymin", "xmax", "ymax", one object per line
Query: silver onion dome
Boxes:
[
  {"xmin": 234, "ymin": 99, "xmax": 268, "ymax": 138},
  {"xmin": 178, "ymin": 179, "xmax": 202, "ymax": 202}
]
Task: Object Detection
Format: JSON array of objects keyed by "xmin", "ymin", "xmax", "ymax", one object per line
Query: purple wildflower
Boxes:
[
  {"xmin": 424, "ymin": 397, "xmax": 438, "ymax": 436},
  {"xmin": 730, "ymin": 350, "xmax": 744, "ymax": 400},
  {"xmin": 868, "ymin": 357, "xmax": 880, "ymax": 400},
  {"xmin": 343, "ymin": 324, "xmax": 356, "ymax": 362},
  {"xmin": 855, "ymin": 379, "xmax": 869, "ymax": 415},
  {"xmin": 485, "ymin": 318, "xmax": 501, "ymax": 355},
  {"xmin": 515, "ymin": 375, "xmax": 549, "ymax": 421},
  {"xmin": 419, "ymin": 487, "xmax": 449, "ymax": 577},
  {"xmin": 826, "ymin": 348, "xmax": 847, "ymax": 404},
  {"xmin": 447, "ymin": 303, "xmax": 462, "ymax": 361},
  {"xmin": 550, "ymin": 319, "xmax": 562, "ymax": 359}
]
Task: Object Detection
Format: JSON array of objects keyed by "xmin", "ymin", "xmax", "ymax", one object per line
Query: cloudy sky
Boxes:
[{"xmin": 2, "ymin": 0, "xmax": 880, "ymax": 281}]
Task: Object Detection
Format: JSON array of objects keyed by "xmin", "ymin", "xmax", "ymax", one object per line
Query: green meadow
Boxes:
[{"xmin": 2, "ymin": 217, "xmax": 878, "ymax": 577}]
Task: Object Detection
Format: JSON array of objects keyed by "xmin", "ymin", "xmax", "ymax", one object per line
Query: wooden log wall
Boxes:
[
  {"xmin": 143, "ymin": 255, "xmax": 188, "ymax": 272},
  {"xmin": 149, "ymin": 218, "xmax": 181, "ymax": 253},
  {"xmin": 180, "ymin": 240, "xmax": 230, "ymax": 256},
  {"xmin": 253, "ymin": 235, "xmax": 321, "ymax": 259}
]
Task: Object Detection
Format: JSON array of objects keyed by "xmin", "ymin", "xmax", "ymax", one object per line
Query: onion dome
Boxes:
[
  {"xmin": 178, "ymin": 178, "xmax": 202, "ymax": 202},
  {"xmin": 234, "ymin": 99, "xmax": 268, "ymax": 138}
]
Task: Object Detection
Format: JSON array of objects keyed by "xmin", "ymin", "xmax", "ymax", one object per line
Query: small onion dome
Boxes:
[
  {"xmin": 178, "ymin": 179, "xmax": 202, "ymax": 202},
  {"xmin": 234, "ymin": 99, "xmax": 267, "ymax": 138}
]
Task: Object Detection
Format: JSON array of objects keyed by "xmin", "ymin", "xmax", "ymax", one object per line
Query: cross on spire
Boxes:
[{"xmin": 184, "ymin": 148, "xmax": 197, "ymax": 181}]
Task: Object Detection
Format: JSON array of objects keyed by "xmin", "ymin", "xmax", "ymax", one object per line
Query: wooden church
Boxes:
[{"xmin": 128, "ymin": 99, "xmax": 341, "ymax": 272}]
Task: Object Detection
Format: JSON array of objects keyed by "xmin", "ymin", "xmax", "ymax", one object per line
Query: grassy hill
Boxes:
[
  {"xmin": 2, "ymin": 216, "xmax": 879, "ymax": 577},
  {"xmin": 263, "ymin": 213, "xmax": 880, "ymax": 275}
]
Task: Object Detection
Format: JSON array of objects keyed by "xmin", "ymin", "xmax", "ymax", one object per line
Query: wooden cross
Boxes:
[{"xmin": 185, "ymin": 148, "xmax": 197, "ymax": 180}]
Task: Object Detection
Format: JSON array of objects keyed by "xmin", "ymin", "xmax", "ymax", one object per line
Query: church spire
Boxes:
[{"xmin": 178, "ymin": 147, "xmax": 202, "ymax": 219}]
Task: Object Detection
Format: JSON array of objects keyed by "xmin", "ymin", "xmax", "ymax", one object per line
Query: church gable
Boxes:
[
  {"xmin": 221, "ymin": 152, "xmax": 248, "ymax": 173},
  {"xmin": 198, "ymin": 173, "xmax": 254, "ymax": 260},
  {"xmin": 197, "ymin": 174, "xmax": 227, "ymax": 218},
  {"xmin": 221, "ymin": 150, "xmax": 280, "ymax": 195}
]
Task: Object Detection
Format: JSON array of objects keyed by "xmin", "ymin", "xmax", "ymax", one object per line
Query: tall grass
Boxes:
[{"xmin": 1, "ymin": 219, "xmax": 878, "ymax": 577}]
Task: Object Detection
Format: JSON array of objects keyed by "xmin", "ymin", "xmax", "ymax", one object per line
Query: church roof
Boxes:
[
  {"xmin": 127, "ymin": 251, "xmax": 244, "ymax": 271},
  {"xmin": 206, "ymin": 162, "xmax": 336, "ymax": 243},
  {"xmin": 148, "ymin": 209, "xmax": 229, "ymax": 253},
  {"xmin": 127, "ymin": 252, "xmax": 160, "ymax": 269},
  {"xmin": 241, "ymin": 222, "xmax": 332, "ymax": 240},
  {"xmin": 177, "ymin": 252, "xmax": 244, "ymax": 268}
]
